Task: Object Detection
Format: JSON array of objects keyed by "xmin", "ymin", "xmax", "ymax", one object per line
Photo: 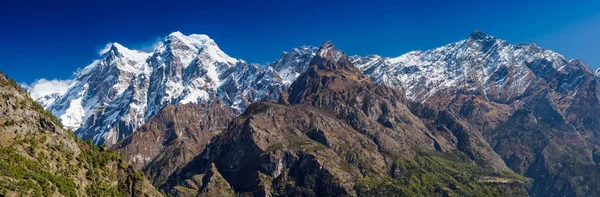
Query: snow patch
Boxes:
[
  {"xmin": 180, "ymin": 90, "xmax": 210, "ymax": 104},
  {"xmin": 60, "ymin": 97, "xmax": 85, "ymax": 130}
]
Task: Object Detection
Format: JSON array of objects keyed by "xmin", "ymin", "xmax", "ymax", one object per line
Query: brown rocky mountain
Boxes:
[
  {"xmin": 379, "ymin": 32, "xmax": 600, "ymax": 197},
  {"xmin": 158, "ymin": 42, "xmax": 529, "ymax": 196},
  {"xmin": 0, "ymin": 71, "xmax": 162, "ymax": 196},
  {"xmin": 426, "ymin": 70, "xmax": 600, "ymax": 197},
  {"xmin": 112, "ymin": 99, "xmax": 238, "ymax": 188}
]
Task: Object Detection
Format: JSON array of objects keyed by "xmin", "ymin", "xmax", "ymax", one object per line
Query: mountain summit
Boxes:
[
  {"xmin": 283, "ymin": 41, "xmax": 374, "ymax": 105},
  {"xmin": 468, "ymin": 29, "xmax": 491, "ymax": 40}
]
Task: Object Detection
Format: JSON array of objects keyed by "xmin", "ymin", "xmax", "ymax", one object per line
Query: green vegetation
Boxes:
[
  {"xmin": 355, "ymin": 151, "xmax": 528, "ymax": 197},
  {"xmin": 0, "ymin": 133, "xmax": 147, "ymax": 196},
  {"xmin": 79, "ymin": 139, "xmax": 141, "ymax": 197},
  {"xmin": 0, "ymin": 146, "xmax": 77, "ymax": 197}
]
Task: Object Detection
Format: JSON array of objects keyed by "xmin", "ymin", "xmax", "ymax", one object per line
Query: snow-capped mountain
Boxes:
[
  {"xmin": 47, "ymin": 42, "xmax": 151, "ymax": 143},
  {"xmin": 45, "ymin": 32, "xmax": 317, "ymax": 145},
  {"xmin": 352, "ymin": 30, "xmax": 595, "ymax": 104},
  {"xmin": 43, "ymin": 30, "xmax": 597, "ymax": 146}
]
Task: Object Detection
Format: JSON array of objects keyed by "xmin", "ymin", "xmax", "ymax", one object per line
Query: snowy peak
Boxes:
[
  {"xmin": 167, "ymin": 31, "xmax": 214, "ymax": 49},
  {"xmin": 468, "ymin": 29, "xmax": 492, "ymax": 41},
  {"xmin": 45, "ymin": 31, "xmax": 288, "ymax": 145},
  {"xmin": 283, "ymin": 41, "xmax": 372, "ymax": 105},
  {"xmin": 354, "ymin": 30, "xmax": 596, "ymax": 103},
  {"xmin": 164, "ymin": 31, "xmax": 237, "ymax": 66},
  {"xmin": 316, "ymin": 41, "xmax": 342, "ymax": 60},
  {"xmin": 313, "ymin": 41, "xmax": 354, "ymax": 71},
  {"xmin": 271, "ymin": 45, "xmax": 318, "ymax": 85},
  {"xmin": 102, "ymin": 42, "xmax": 151, "ymax": 62}
]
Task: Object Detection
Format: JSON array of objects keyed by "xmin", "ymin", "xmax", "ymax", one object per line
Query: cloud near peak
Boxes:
[{"xmin": 23, "ymin": 78, "xmax": 73, "ymax": 100}]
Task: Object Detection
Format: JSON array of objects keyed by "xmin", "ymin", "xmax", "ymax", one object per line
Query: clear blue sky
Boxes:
[{"xmin": 1, "ymin": 0, "xmax": 599, "ymax": 83}]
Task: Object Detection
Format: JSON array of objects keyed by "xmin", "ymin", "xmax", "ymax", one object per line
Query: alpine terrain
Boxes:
[{"xmin": 24, "ymin": 30, "xmax": 600, "ymax": 197}]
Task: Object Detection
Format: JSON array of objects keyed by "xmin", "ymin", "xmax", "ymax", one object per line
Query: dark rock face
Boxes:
[
  {"xmin": 112, "ymin": 99, "xmax": 238, "ymax": 187},
  {"xmin": 160, "ymin": 42, "xmax": 528, "ymax": 196}
]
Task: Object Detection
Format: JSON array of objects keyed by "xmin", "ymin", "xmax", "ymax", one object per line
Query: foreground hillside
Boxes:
[{"xmin": 0, "ymin": 71, "xmax": 162, "ymax": 196}]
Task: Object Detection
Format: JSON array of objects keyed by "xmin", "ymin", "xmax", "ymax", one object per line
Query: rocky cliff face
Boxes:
[
  {"xmin": 111, "ymin": 99, "xmax": 238, "ymax": 188},
  {"xmin": 161, "ymin": 42, "xmax": 528, "ymax": 197},
  {"xmin": 0, "ymin": 71, "xmax": 162, "ymax": 197}
]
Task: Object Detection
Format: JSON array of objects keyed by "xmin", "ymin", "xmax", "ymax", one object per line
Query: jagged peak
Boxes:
[
  {"xmin": 276, "ymin": 45, "xmax": 318, "ymax": 58},
  {"xmin": 99, "ymin": 42, "xmax": 123, "ymax": 56},
  {"xmin": 310, "ymin": 42, "xmax": 365, "ymax": 75},
  {"xmin": 168, "ymin": 31, "xmax": 214, "ymax": 45},
  {"xmin": 317, "ymin": 41, "xmax": 336, "ymax": 55},
  {"xmin": 100, "ymin": 42, "xmax": 151, "ymax": 62},
  {"xmin": 163, "ymin": 31, "xmax": 237, "ymax": 64},
  {"xmin": 292, "ymin": 45, "xmax": 318, "ymax": 53},
  {"xmin": 468, "ymin": 29, "xmax": 493, "ymax": 40},
  {"xmin": 282, "ymin": 41, "xmax": 379, "ymax": 105},
  {"xmin": 315, "ymin": 41, "xmax": 346, "ymax": 63},
  {"xmin": 110, "ymin": 42, "xmax": 127, "ymax": 52},
  {"xmin": 168, "ymin": 31, "xmax": 184, "ymax": 37}
]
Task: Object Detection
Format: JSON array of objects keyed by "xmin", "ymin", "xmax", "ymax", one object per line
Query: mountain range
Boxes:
[{"xmin": 24, "ymin": 30, "xmax": 600, "ymax": 196}]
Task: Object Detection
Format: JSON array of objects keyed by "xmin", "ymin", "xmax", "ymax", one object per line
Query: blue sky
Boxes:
[{"xmin": 1, "ymin": 0, "xmax": 599, "ymax": 84}]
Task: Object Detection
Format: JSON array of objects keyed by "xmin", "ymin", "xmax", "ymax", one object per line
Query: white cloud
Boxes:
[
  {"xmin": 98, "ymin": 43, "xmax": 113, "ymax": 55},
  {"xmin": 23, "ymin": 79, "xmax": 73, "ymax": 100}
]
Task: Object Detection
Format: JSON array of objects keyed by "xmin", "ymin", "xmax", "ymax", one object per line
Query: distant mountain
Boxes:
[
  {"xmin": 0, "ymin": 71, "xmax": 162, "ymax": 196},
  {"xmin": 35, "ymin": 92, "xmax": 62, "ymax": 109}
]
